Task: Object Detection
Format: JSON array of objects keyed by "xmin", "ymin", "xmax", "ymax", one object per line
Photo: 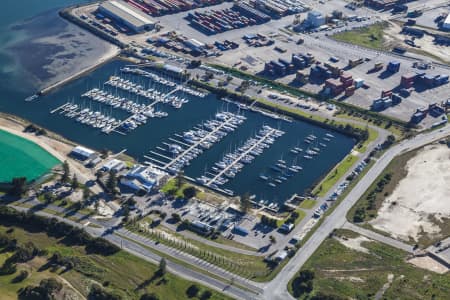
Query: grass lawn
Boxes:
[
  {"xmin": 276, "ymin": 209, "xmax": 307, "ymax": 227},
  {"xmin": 332, "ymin": 22, "xmax": 388, "ymax": 50},
  {"xmin": 313, "ymin": 154, "xmax": 358, "ymax": 197},
  {"xmin": 288, "ymin": 229, "xmax": 450, "ymax": 299},
  {"xmin": 292, "ymin": 210, "xmax": 307, "ymax": 225},
  {"xmin": 0, "ymin": 225, "xmax": 232, "ymax": 300},
  {"xmin": 335, "ymin": 112, "xmax": 406, "ymax": 139},
  {"xmin": 299, "ymin": 199, "xmax": 317, "ymax": 210},
  {"xmin": 0, "ymin": 252, "xmax": 76, "ymax": 300},
  {"xmin": 161, "ymin": 179, "xmax": 204, "ymax": 200}
]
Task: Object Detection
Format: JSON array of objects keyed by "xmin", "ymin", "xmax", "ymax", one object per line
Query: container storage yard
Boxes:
[{"xmin": 186, "ymin": 3, "xmax": 272, "ymax": 35}]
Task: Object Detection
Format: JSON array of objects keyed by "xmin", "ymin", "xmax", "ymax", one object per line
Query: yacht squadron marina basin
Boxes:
[{"xmin": 38, "ymin": 60, "xmax": 354, "ymax": 204}]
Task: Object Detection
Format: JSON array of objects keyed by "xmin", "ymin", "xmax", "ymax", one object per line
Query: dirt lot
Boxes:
[
  {"xmin": 383, "ymin": 21, "xmax": 450, "ymax": 65},
  {"xmin": 408, "ymin": 256, "xmax": 448, "ymax": 274},
  {"xmin": 370, "ymin": 143, "xmax": 450, "ymax": 243}
]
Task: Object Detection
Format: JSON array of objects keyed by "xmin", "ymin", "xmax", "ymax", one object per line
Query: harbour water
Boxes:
[
  {"xmin": 33, "ymin": 60, "xmax": 354, "ymax": 203},
  {"xmin": 0, "ymin": 2, "xmax": 355, "ymax": 203}
]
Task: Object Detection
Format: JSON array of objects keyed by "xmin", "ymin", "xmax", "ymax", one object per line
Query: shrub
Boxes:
[
  {"xmin": 88, "ymin": 283, "xmax": 122, "ymax": 300},
  {"xmin": 186, "ymin": 284, "xmax": 200, "ymax": 298}
]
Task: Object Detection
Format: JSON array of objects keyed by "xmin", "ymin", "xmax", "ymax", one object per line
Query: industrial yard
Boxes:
[{"xmin": 67, "ymin": 0, "xmax": 450, "ymax": 128}]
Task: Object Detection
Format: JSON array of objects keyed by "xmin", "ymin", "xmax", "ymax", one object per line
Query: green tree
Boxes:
[
  {"xmin": 186, "ymin": 284, "xmax": 199, "ymax": 298},
  {"xmin": 183, "ymin": 186, "xmax": 197, "ymax": 199},
  {"xmin": 61, "ymin": 161, "xmax": 70, "ymax": 183},
  {"xmin": 175, "ymin": 171, "xmax": 184, "ymax": 189},
  {"xmin": 200, "ymin": 290, "xmax": 213, "ymax": 300},
  {"xmin": 71, "ymin": 174, "xmax": 79, "ymax": 190},
  {"xmin": 240, "ymin": 192, "xmax": 251, "ymax": 213},
  {"xmin": 269, "ymin": 235, "xmax": 276, "ymax": 244},
  {"xmin": 158, "ymin": 258, "xmax": 167, "ymax": 276},
  {"xmin": 82, "ymin": 186, "xmax": 91, "ymax": 201},
  {"xmin": 106, "ymin": 170, "xmax": 117, "ymax": 194},
  {"xmin": 140, "ymin": 293, "xmax": 159, "ymax": 300},
  {"xmin": 311, "ymin": 292, "xmax": 345, "ymax": 300},
  {"xmin": 18, "ymin": 278, "xmax": 63, "ymax": 300},
  {"xmin": 8, "ymin": 177, "xmax": 27, "ymax": 197},
  {"xmin": 292, "ymin": 270, "xmax": 315, "ymax": 297},
  {"xmin": 353, "ymin": 207, "xmax": 366, "ymax": 223}
]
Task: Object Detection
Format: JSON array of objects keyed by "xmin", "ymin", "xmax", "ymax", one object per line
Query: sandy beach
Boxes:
[{"xmin": 0, "ymin": 114, "xmax": 101, "ymax": 193}]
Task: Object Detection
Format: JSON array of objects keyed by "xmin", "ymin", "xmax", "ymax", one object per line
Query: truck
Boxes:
[{"xmin": 348, "ymin": 58, "xmax": 364, "ymax": 68}]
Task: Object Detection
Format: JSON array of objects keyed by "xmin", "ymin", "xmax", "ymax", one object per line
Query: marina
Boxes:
[
  {"xmin": 7, "ymin": 60, "xmax": 355, "ymax": 203},
  {"xmin": 49, "ymin": 65, "xmax": 206, "ymax": 134},
  {"xmin": 200, "ymin": 125, "xmax": 284, "ymax": 193},
  {"xmin": 143, "ymin": 111, "xmax": 247, "ymax": 175}
]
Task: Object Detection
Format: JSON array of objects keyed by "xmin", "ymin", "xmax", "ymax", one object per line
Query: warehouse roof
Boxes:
[
  {"xmin": 100, "ymin": 0, "xmax": 155, "ymax": 29},
  {"xmin": 70, "ymin": 146, "xmax": 96, "ymax": 160}
]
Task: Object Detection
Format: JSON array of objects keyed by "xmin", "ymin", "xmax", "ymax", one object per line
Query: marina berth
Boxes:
[{"xmin": 50, "ymin": 66, "xmax": 207, "ymax": 135}]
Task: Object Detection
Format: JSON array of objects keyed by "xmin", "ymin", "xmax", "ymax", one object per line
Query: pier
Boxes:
[
  {"xmin": 205, "ymin": 127, "xmax": 277, "ymax": 186},
  {"xmin": 50, "ymin": 103, "xmax": 71, "ymax": 114},
  {"xmin": 103, "ymin": 85, "xmax": 182, "ymax": 134},
  {"xmin": 163, "ymin": 115, "xmax": 240, "ymax": 170}
]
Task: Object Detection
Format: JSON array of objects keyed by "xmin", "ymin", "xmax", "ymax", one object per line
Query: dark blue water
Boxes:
[{"xmin": 0, "ymin": 1, "xmax": 355, "ymax": 203}]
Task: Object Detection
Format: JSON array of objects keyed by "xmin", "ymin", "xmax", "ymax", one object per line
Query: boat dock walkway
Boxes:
[
  {"xmin": 162, "ymin": 116, "xmax": 237, "ymax": 170},
  {"xmin": 103, "ymin": 85, "xmax": 182, "ymax": 134},
  {"xmin": 205, "ymin": 128, "xmax": 276, "ymax": 186},
  {"xmin": 50, "ymin": 103, "xmax": 71, "ymax": 114}
]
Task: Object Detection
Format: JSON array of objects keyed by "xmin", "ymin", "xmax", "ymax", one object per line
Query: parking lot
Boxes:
[{"xmin": 142, "ymin": 194, "xmax": 293, "ymax": 250}]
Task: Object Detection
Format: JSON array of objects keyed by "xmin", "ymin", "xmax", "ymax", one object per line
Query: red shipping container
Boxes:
[
  {"xmin": 342, "ymin": 79, "xmax": 354, "ymax": 88},
  {"xmin": 401, "ymin": 81, "xmax": 414, "ymax": 88}
]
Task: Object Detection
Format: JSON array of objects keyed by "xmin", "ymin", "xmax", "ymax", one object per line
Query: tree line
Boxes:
[{"xmin": 0, "ymin": 206, "xmax": 119, "ymax": 256}]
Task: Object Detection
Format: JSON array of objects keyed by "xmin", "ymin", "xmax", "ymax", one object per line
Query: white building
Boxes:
[
  {"xmin": 98, "ymin": 0, "xmax": 155, "ymax": 33},
  {"xmin": 307, "ymin": 11, "xmax": 325, "ymax": 28},
  {"xmin": 443, "ymin": 14, "xmax": 450, "ymax": 30},
  {"xmin": 70, "ymin": 146, "xmax": 96, "ymax": 161},
  {"xmin": 101, "ymin": 159, "xmax": 126, "ymax": 173},
  {"xmin": 120, "ymin": 164, "xmax": 166, "ymax": 192}
]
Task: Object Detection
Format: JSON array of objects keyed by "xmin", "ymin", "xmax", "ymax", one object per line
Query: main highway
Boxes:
[
  {"xmin": 9, "ymin": 125, "xmax": 448, "ymax": 300},
  {"xmin": 263, "ymin": 125, "xmax": 450, "ymax": 300}
]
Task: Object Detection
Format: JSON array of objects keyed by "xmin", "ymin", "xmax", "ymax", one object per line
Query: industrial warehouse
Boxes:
[{"xmin": 98, "ymin": 0, "xmax": 156, "ymax": 32}]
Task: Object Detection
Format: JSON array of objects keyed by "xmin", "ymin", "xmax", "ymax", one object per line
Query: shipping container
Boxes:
[
  {"xmin": 354, "ymin": 78, "xmax": 364, "ymax": 88},
  {"xmin": 387, "ymin": 61, "xmax": 400, "ymax": 73},
  {"xmin": 392, "ymin": 94, "xmax": 402, "ymax": 105}
]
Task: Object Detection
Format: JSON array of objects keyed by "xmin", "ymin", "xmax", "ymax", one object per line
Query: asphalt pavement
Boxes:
[{"xmin": 262, "ymin": 125, "xmax": 450, "ymax": 300}]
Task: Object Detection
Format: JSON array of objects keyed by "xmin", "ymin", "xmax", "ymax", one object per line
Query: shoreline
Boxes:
[
  {"xmin": 0, "ymin": 114, "xmax": 100, "ymax": 193},
  {"xmin": 38, "ymin": 46, "xmax": 120, "ymax": 96}
]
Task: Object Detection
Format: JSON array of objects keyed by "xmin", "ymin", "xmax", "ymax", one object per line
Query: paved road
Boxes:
[
  {"xmin": 342, "ymin": 221, "xmax": 414, "ymax": 253},
  {"xmin": 263, "ymin": 125, "xmax": 450, "ymax": 300},
  {"xmin": 271, "ymin": 120, "xmax": 389, "ymax": 252},
  {"xmin": 8, "ymin": 204, "xmax": 261, "ymax": 300}
]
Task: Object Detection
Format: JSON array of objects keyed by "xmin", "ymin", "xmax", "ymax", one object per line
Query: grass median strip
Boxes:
[
  {"xmin": 125, "ymin": 223, "xmax": 273, "ymax": 281},
  {"xmin": 312, "ymin": 154, "xmax": 359, "ymax": 197},
  {"xmin": 115, "ymin": 232, "xmax": 257, "ymax": 294}
]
